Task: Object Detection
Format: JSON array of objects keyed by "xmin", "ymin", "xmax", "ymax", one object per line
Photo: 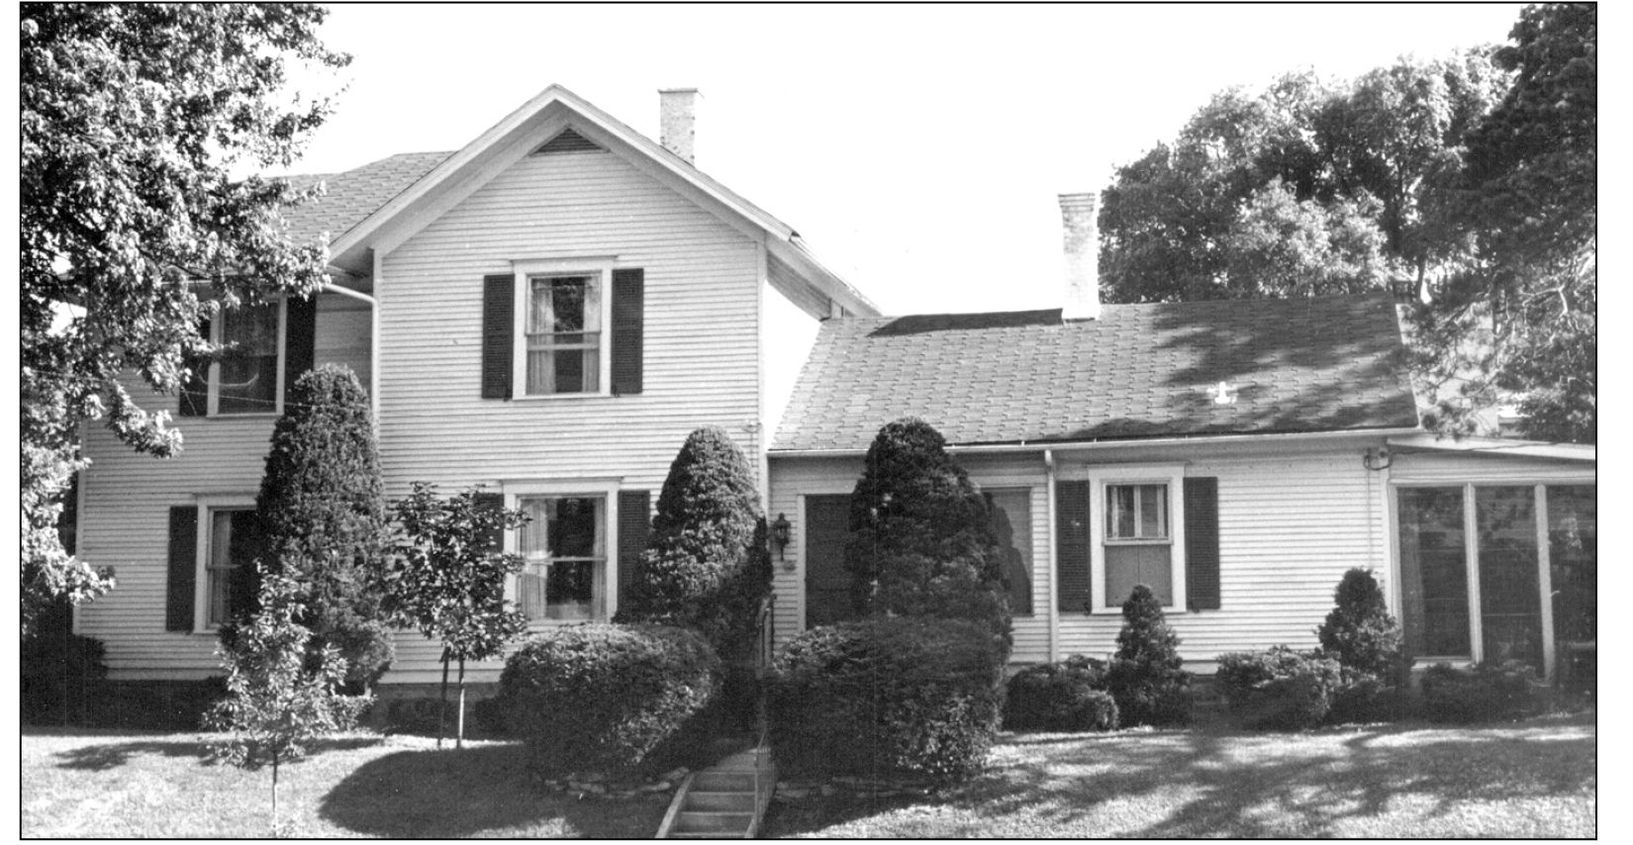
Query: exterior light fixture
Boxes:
[{"xmin": 771, "ymin": 512, "xmax": 792, "ymax": 562}]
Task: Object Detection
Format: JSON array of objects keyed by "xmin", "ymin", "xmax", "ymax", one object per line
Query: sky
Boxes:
[{"xmin": 283, "ymin": 3, "xmax": 1529, "ymax": 317}]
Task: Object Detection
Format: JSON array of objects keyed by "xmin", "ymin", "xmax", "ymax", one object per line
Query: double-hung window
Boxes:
[
  {"xmin": 513, "ymin": 259, "xmax": 614, "ymax": 397},
  {"xmin": 215, "ymin": 302, "xmax": 284, "ymax": 414},
  {"xmin": 1088, "ymin": 466, "xmax": 1187, "ymax": 612},
  {"xmin": 195, "ymin": 499, "xmax": 264, "ymax": 631},
  {"xmin": 516, "ymin": 494, "xmax": 608, "ymax": 620}
]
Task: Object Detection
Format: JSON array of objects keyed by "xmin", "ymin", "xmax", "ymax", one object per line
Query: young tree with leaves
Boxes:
[
  {"xmin": 21, "ymin": 4, "xmax": 349, "ymax": 632},
  {"xmin": 845, "ymin": 418, "xmax": 1009, "ymax": 650},
  {"xmin": 252, "ymin": 365, "xmax": 392, "ymax": 690},
  {"xmin": 206, "ymin": 566, "xmax": 370, "ymax": 835},
  {"xmin": 385, "ymin": 484, "xmax": 530, "ymax": 748},
  {"xmin": 616, "ymin": 427, "xmax": 772, "ymax": 660}
]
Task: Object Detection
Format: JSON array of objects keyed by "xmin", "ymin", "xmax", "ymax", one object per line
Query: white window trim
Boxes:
[
  {"xmin": 1087, "ymin": 465, "xmax": 1187, "ymax": 614},
  {"xmin": 511, "ymin": 257, "xmax": 616, "ymax": 400},
  {"xmin": 208, "ymin": 298, "xmax": 287, "ymax": 417},
  {"xmin": 503, "ymin": 478, "xmax": 621, "ymax": 623},
  {"xmin": 193, "ymin": 494, "xmax": 257, "ymax": 634}
]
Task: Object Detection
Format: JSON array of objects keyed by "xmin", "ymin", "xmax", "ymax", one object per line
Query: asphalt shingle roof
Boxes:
[
  {"xmin": 277, "ymin": 151, "xmax": 452, "ymax": 245},
  {"xmin": 773, "ymin": 294, "xmax": 1420, "ymax": 452}
]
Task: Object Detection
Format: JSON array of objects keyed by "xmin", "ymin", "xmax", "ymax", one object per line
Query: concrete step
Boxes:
[
  {"xmin": 692, "ymin": 771, "xmax": 757, "ymax": 792},
  {"xmin": 685, "ymin": 790, "xmax": 757, "ymax": 812},
  {"xmin": 673, "ymin": 810, "xmax": 755, "ymax": 835}
]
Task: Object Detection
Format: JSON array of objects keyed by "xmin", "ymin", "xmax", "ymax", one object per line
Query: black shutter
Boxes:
[
  {"xmin": 480, "ymin": 274, "xmax": 514, "ymax": 400},
  {"xmin": 610, "ymin": 268, "xmax": 644, "ymax": 395},
  {"xmin": 474, "ymin": 492, "xmax": 506, "ymax": 552},
  {"xmin": 1184, "ymin": 477, "xmax": 1221, "ymax": 611},
  {"xmin": 616, "ymin": 490, "xmax": 652, "ymax": 604},
  {"xmin": 282, "ymin": 296, "xmax": 317, "ymax": 408},
  {"xmin": 166, "ymin": 506, "xmax": 198, "ymax": 632},
  {"xmin": 179, "ymin": 318, "xmax": 210, "ymax": 417},
  {"xmin": 1056, "ymin": 480, "xmax": 1091, "ymax": 612}
]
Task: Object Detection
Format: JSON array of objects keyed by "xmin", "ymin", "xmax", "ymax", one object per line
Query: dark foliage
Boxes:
[
  {"xmin": 1003, "ymin": 656, "xmax": 1119, "ymax": 732},
  {"xmin": 494, "ymin": 624, "xmax": 722, "ymax": 777},
  {"xmin": 21, "ymin": 600, "xmax": 107, "ymax": 726},
  {"xmin": 251, "ymin": 365, "xmax": 391, "ymax": 689},
  {"xmin": 844, "ymin": 418, "xmax": 1010, "ymax": 650},
  {"xmin": 767, "ymin": 617, "xmax": 1006, "ymax": 784},
  {"xmin": 616, "ymin": 428, "xmax": 772, "ymax": 662},
  {"xmin": 1215, "ymin": 647, "xmax": 1343, "ymax": 730},
  {"xmin": 1104, "ymin": 585, "xmax": 1191, "ymax": 726},
  {"xmin": 1420, "ymin": 660, "xmax": 1541, "ymax": 723},
  {"xmin": 1317, "ymin": 568, "xmax": 1404, "ymax": 680}
]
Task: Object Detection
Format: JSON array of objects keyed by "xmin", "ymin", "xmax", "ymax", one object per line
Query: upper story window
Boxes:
[
  {"xmin": 215, "ymin": 303, "xmax": 283, "ymax": 414},
  {"xmin": 526, "ymin": 274, "xmax": 602, "ymax": 394}
]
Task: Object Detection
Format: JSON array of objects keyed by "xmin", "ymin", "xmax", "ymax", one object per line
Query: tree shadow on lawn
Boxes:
[
  {"xmin": 967, "ymin": 717, "xmax": 1596, "ymax": 838},
  {"xmin": 53, "ymin": 735, "xmax": 383, "ymax": 772},
  {"xmin": 318, "ymin": 743, "xmax": 668, "ymax": 838}
]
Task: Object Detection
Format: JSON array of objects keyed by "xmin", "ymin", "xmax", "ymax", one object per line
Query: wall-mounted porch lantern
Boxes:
[{"xmin": 771, "ymin": 512, "xmax": 792, "ymax": 564}]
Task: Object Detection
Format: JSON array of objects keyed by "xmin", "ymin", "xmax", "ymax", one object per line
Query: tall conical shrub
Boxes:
[
  {"xmin": 1104, "ymin": 584, "xmax": 1190, "ymax": 726},
  {"xmin": 616, "ymin": 427, "xmax": 771, "ymax": 659},
  {"xmin": 844, "ymin": 418, "xmax": 1009, "ymax": 650},
  {"xmin": 1317, "ymin": 568, "xmax": 1403, "ymax": 679},
  {"xmin": 252, "ymin": 364, "xmax": 391, "ymax": 689}
]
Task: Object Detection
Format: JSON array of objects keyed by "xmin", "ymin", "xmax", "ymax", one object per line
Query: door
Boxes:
[{"xmin": 803, "ymin": 495, "xmax": 856, "ymax": 629}]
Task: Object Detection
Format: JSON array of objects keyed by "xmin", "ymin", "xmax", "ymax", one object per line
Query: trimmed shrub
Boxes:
[
  {"xmin": 253, "ymin": 364, "xmax": 392, "ymax": 689},
  {"xmin": 1104, "ymin": 585, "xmax": 1191, "ymax": 726},
  {"xmin": 495, "ymin": 624, "xmax": 722, "ymax": 777},
  {"xmin": 1317, "ymin": 568, "xmax": 1403, "ymax": 680},
  {"xmin": 844, "ymin": 418, "xmax": 1010, "ymax": 650},
  {"xmin": 22, "ymin": 599, "xmax": 106, "ymax": 726},
  {"xmin": 617, "ymin": 428, "xmax": 772, "ymax": 663},
  {"xmin": 767, "ymin": 617, "xmax": 1005, "ymax": 784},
  {"xmin": 1215, "ymin": 646, "xmax": 1342, "ymax": 730},
  {"xmin": 1420, "ymin": 661, "xmax": 1541, "ymax": 723},
  {"xmin": 1004, "ymin": 656, "xmax": 1118, "ymax": 732}
]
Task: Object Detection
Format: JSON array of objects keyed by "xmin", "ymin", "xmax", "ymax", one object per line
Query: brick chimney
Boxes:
[
  {"xmin": 659, "ymin": 88, "xmax": 699, "ymax": 164},
  {"xmin": 1059, "ymin": 192, "xmax": 1101, "ymax": 321}
]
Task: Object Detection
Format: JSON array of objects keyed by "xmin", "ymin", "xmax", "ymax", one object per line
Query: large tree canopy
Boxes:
[
  {"xmin": 21, "ymin": 4, "xmax": 349, "ymax": 631},
  {"xmin": 1099, "ymin": 4, "xmax": 1594, "ymax": 443}
]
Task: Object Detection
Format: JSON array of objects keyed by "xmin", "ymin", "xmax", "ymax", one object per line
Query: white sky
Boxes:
[{"xmin": 285, "ymin": 3, "xmax": 1528, "ymax": 317}]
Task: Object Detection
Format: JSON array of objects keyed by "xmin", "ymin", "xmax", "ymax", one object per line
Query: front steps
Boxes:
[{"xmin": 658, "ymin": 747, "xmax": 775, "ymax": 838}]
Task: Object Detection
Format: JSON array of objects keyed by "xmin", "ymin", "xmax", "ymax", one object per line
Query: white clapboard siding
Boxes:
[
  {"xmin": 75, "ymin": 293, "xmax": 371, "ymax": 678},
  {"xmin": 769, "ymin": 446, "xmax": 1393, "ymax": 673},
  {"xmin": 371, "ymin": 149, "xmax": 766, "ymax": 683},
  {"xmin": 1390, "ymin": 451, "xmax": 1596, "ymax": 484}
]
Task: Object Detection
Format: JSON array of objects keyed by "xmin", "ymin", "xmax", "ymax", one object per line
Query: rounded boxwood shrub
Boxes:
[
  {"xmin": 495, "ymin": 623, "xmax": 722, "ymax": 777},
  {"xmin": 1003, "ymin": 656, "xmax": 1118, "ymax": 732},
  {"xmin": 1215, "ymin": 646, "xmax": 1342, "ymax": 730},
  {"xmin": 767, "ymin": 617, "xmax": 1005, "ymax": 784},
  {"xmin": 1420, "ymin": 660, "xmax": 1540, "ymax": 723}
]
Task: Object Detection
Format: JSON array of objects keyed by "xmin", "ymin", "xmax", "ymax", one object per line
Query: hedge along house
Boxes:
[
  {"xmin": 767, "ymin": 193, "xmax": 1595, "ymax": 679},
  {"xmin": 72, "ymin": 85, "xmax": 878, "ymax": 685}
]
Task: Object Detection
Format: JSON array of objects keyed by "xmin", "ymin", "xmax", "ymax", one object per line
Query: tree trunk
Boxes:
[
  {"xmin": 438, "ymin": 648, "xmax": 450, "ymax": 749},
  {"xmin": 456, "ymin": 657, "xmax": 467, "ymax": 749},
  {"xmin": 270, "ymin": 752, "xmax": 280, "ymax": 834}
]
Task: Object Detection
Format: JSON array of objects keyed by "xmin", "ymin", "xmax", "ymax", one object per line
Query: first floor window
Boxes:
[
  {"xmin": 525, "ymin": 273, "xmax": 601, "ymax": 394},
  {"xmin": 204, "ymin": 507, "xmax": 263, "ymax": 628},
  {"xmin": 517, "ymin": 495, "xmax": 607, "ymax": 620},
  {"xmin": 215, "ymin": 302, "xmax": 282, "ymax": 414},
  {"xmin": 985, "ymin": 488, "xmax": 1034, "ymax": 615},
  {"xmin": 1103, "ymin": 481, "xmax": 1174, "ymax": 607}
]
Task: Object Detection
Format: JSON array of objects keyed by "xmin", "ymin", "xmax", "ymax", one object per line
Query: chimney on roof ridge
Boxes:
[
  {"xmin": 659, "ymin": 88, "xmax": 699, "ymax": 164},
  {"xmin": 1059, "ymin": 192, "xmax": 1101, "ymax": 321}
]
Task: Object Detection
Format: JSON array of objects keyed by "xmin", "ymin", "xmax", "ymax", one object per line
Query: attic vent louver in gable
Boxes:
[{"xmin": 533, "ymin": 127, "xmax": 603, "ymax": 155}]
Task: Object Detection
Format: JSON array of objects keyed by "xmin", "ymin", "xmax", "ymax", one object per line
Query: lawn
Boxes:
[
  {"xmin": 23, "ymin": 713, "xmax": 1595, "ymax": 838},
  {"xmin": 765, "ymin": 711, "xmax": 1597, "ymax": 838},
  {"xmin": 20, "ymin": 728, "xmax": 668, "ymax": 838}
]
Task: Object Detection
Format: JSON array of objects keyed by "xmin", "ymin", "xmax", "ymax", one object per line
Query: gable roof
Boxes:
[
  {"xmin": 773, "ymin": 294, "xmax": 1421, "ymax": 452},
  {"xmin": 276, "ymin": 84, "xmax": 875, "ymax": 317}
]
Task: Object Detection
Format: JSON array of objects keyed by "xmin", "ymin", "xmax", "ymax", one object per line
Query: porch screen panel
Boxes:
[
  {"xmin": 1397, "ymin": 487, "xmax": 1470, "ymax": 657},
  {"xmin": 1475, "ymin": 486, "xmax": 1542, "ymax": 670},
  {"xmin": 1547, "ymin": 485, "xmax": 1596, "ymax": 645}
]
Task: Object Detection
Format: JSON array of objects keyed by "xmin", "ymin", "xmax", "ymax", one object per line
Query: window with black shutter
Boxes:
[{"xmin": 481, "ymin": 266, "xmax": 644, "ymax": 399}]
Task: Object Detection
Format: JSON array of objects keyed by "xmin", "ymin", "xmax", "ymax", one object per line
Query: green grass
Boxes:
[
  {"xmin": 21, "ymin": 728, "xmax": 668, "ymax": 838},
  {"xmin": 765, "ymin": 712, "xmax": 1597, "ymax": 838}
]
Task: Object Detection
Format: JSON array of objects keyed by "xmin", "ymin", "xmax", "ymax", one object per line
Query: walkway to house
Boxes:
[{"xmin": 656, "ymin": 744, "xmax": 776, "ymax": 838}]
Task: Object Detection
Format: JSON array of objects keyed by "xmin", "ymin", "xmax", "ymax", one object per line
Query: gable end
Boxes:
[{"xmin": 533, "ymin": 127, "xmax": 604, "ymax": 155}]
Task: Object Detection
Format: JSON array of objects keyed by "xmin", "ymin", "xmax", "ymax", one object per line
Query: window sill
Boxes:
[
  {"xmin": 203, "ymin": 412, "xmax": 282, "ymax": 420},
  {"xmin": 510, "ymin": 393, "xmax": 613, "ymax": 402}
]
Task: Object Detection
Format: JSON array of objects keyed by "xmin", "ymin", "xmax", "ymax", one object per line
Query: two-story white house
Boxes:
[
  {"xmin": 73, "ymin": 85, "xmax": 877, "ymax": 685},
  {"xmin": 74, "ymin": 86, "xmax": 1594, "ymax": 691}
]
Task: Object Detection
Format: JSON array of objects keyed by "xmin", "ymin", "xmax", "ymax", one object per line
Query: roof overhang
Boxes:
[
  {"xmin": 771, "ymin": 426, "xmax": 1425, "ymax": 459},
  {"xmin": 1385, "ymin": 433, "xmax": 1596, "ymax": 463},
  {"xmin": 324, "ymin": 83, "xmax": 877, "ymax": 317}
]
